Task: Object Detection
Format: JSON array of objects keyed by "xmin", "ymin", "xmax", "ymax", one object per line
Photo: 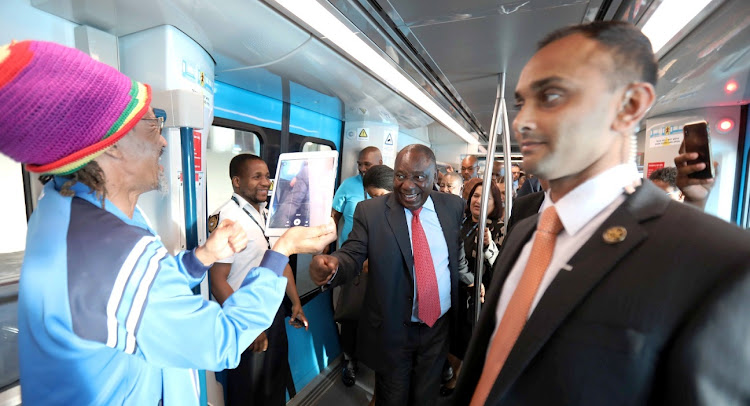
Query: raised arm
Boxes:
[
  {"xmin": 88, "ymin": 221, "xmax": 335, "ymax": 372},
  {"xmin": 311, "ymin": 203, "xmax": 370, "ymax": 286}
]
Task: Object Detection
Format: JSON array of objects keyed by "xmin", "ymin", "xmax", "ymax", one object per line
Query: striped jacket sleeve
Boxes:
[{"xmin": 66, "ymin": 198, "xmax": 288, "ymax": 370}]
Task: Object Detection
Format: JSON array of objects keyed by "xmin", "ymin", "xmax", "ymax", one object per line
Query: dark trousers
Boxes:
[
  {"xmin": 227, "ymin": 306, "xmax": 289, "ymax": 406},
  {"xmin": 374, "ymin": 314, "xmax": 449, "ymax": 406},
  {"xmin": 340, "ymin": 320, "xmax": 358, "ymax": 358}
]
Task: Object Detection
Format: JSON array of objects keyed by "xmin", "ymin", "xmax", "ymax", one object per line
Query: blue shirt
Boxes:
[
  {"xmin": 18, "ymin": 178, "xmax": 288, "ymax": 405},
  {"xmin": 332, "ymin": 174, "xmax": 368, "ymax": 247},
  {"xmin": 404, "ymin": 196, "xmax": 451, "ymax": 322}
]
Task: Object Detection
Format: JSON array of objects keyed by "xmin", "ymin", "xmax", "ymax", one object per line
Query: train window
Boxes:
[
  {"xmin": 0, "ymin": 155, "xmax": 25, "ymax": 394},
  {"xmin": 0, "ymin": 284, "xmax": 19, "ymax": 392},
  {"xmin": 301, "ymin": 142, "xmax": 332, "ymax": 152},
  {"xmin": 206, "ymin": 125, "xmax": 263, "ymax": 216}
]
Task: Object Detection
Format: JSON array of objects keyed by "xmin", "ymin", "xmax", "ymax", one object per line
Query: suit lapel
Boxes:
[
  {"xmin": 489, "ymin": 214, "xmax": 538, "ymax": 299},
  {"xmin": 488, "ymin": 184, "xmax": 667, "ymax": 401},
  {"xmin": 454, "ymin": 215, "xmax": 538, "ymax": 404},
  {"xmin": 385, "ymin": 193, "xmax": 414, "ymax": 279},
  {"xmin": 432, "ymin": 193, "xmax": 456, "ymax": 268}
]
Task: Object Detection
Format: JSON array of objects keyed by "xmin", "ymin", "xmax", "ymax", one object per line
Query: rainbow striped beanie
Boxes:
[{"xmin": 0, "ymin": 40, "xmax": 151, "ymax": 175}]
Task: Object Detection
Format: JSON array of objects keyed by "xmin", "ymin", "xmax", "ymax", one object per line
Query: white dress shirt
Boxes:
[
  {"xmin": 491, "ymin": 163, "xmax": 641, "ymax": 342},
  {"xmin": 213, "ymin": 193, "xmax": 269, "ymax": 291}
]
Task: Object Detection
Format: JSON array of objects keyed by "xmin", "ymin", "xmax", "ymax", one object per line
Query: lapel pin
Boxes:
[
  {"xmin": 602, "ymin": 226, "xmax": 627, "ymax": 244},
  {"xmin": 562, "ymin": 264, "xmax": 573, "ymax": 272}
]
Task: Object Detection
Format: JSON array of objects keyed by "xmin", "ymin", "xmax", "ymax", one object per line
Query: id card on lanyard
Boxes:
[{"xmin": 232, "ymin": 196, "xmax": 271, "ymax": 250}]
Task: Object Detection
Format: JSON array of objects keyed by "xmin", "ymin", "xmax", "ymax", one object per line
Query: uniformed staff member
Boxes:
[
  {"xmin": 209, "ymin": 153, "xmax": 308, "ymax": 405},
  {"xmin": 0, "ymin": 40, "xmax": 336, "ymax": 405}
]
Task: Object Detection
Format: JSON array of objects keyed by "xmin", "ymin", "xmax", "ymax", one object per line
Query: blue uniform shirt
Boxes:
[
  {"xmin": 332, "ymin": 174, "xmax": 368, "ymax": 247},
  {"xmin": 18, "ymin": 178, "xmax": 288, "ymax": 405}
]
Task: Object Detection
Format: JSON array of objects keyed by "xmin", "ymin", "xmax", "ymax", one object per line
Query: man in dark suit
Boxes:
[
  {"xmin": 515, "ymin": 176, "xmax": 542, "ymax": 197},
  {"xmin": 504, "ymin": 190, "xmax": 544, "ymax": 234},
  {"xmin": 311, "ymin": 144, "xmax": 468, "ymax": 405},
  {"xmin": 453, "ymin": 21, "xmax": 750, "ymax": 405}
]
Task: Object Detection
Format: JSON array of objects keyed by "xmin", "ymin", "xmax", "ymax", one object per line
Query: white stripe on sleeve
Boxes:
[
  {"xmin": 105, "ymin": 236, "xmax": 156, "ymax": 348},
  {"xmin": 124, "ymin": 247, "xmax": 167, "ymax": 354}
]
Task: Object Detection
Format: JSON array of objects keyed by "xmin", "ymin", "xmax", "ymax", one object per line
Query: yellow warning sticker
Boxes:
[{"xmin": 358, "ymin": 128, "xmax": 369, "ymax": 141}]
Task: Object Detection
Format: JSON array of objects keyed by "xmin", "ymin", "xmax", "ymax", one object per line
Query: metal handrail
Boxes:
[{"xmin": 473, "ymin": 74, "xmax": 503, "ymax": 323}]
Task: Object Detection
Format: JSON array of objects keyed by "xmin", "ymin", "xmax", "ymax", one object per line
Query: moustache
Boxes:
[{"xmin": 517, "ymin": 133, "xmax": 546, "ymax": 144}]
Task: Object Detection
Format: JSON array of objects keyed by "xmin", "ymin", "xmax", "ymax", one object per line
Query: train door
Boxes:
[{"xmin": 207, "ymin": 81, "xmax": 344, "ymax": 404}]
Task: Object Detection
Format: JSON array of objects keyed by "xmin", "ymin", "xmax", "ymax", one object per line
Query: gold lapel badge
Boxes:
[
  {"xmin": 208, "ymin": 214, "xmax": 219, "ymax": 233},
  {"xmin": 603, "ymin": 226, "xmax": 627, "ymax": 244}
]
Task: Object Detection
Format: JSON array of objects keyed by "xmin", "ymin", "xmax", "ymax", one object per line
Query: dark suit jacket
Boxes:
[
  {"xmin": 516, "ymin": 177, "xmax": 542, "ymax": 198},
  {"xmin": 505, "ymin": 191, "xmax": 544, "ymax": 235},
  {"xmin": 453, "ymin": 180, "xmax": 750, "ymax": 405},
  {"xmin": 332, "ymin": 191, "xmax": 467, "ymax": 372}
]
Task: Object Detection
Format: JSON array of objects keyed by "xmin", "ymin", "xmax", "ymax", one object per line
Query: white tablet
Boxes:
[{"xmin": 265, "ymin": 150, "xmax": 339, "ymax": 237}]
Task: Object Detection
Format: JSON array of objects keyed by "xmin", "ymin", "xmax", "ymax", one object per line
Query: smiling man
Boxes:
[
  {"xmin": 310, "ymin": 144, "xmax": 468, "ymax": 406},
  {"xmin": 453, "ymin": 21, "xmax": 750, "ymax": 405},
  {"xmin": 209, "ymin": 154, "xmax": 309, "ymax": 405}
]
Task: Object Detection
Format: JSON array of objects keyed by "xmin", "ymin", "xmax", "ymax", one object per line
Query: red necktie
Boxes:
[
  {"xmin": 411, "ymin": 208, "xmax": 441, "ymax": 327},
  {"xmin": 470, "ymin": 206, "xmax": 564, "ymax": 405}
]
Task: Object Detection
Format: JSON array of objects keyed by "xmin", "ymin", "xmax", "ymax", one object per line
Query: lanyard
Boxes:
[
  {"xmin": 461, "ymin": 217, "xmax": 481, "ymax": 239},
  {"xmin": 232, "ymin": 196, "xmax": 271, "ymax": 249}
]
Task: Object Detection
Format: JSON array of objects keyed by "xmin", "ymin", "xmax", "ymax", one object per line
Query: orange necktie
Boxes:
[{"xmin": 470, "ymin": 206, "xmax": 564, "ymax": 405}]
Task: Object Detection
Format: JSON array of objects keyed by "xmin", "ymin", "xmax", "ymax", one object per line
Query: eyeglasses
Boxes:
[{"xmin": 140, "ymin": 108, "xmax": 167, "ymax": 133}]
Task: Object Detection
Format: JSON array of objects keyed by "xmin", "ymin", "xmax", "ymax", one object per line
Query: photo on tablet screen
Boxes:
[{"xmin": 265, "ymin": 151, "xmax": 339, "ymax": 236}]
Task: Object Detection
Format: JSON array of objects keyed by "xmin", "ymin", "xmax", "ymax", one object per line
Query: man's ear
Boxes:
[
  {"xmin": 612, "ymin": 82, "xmax": 655, "ymax": 133},
  {"xmin": 231, "ymin": 176, "xmax": 240, "ymax": 189}
]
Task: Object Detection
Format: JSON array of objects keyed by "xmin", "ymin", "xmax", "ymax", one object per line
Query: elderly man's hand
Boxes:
[
  {"xmin": 271, "ymin": 219, "xmax": 337, "ymax": 257},
  {"xmin": 196, "ymin": 219, "xmax": 247, "ymax": 265}
]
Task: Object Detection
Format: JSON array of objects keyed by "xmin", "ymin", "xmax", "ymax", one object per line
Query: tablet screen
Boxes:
[{"xmin": 266, "ymin": 151, "xmax": 338, "ymax": 236}]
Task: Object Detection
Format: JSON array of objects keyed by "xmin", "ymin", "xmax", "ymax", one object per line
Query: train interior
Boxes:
[{"xmin": 1, "ymin": 0, "xmax": 749, "ymax": 405}]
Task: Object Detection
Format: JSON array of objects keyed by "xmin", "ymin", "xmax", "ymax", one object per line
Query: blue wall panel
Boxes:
[
  {"xmin": 290, "ymin": 105, "xmax": 342, "ymax": 150},
  {"xmin": 213, "ymin": 81, "xmax": 283, "ymax": 130},
  {"xmin": 285, "ymin": 290, "xmax": 341, "ymax": 393}
]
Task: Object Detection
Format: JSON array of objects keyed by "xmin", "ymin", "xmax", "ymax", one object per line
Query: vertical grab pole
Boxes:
[
  {"xmin": 180, "ymin": 126, "xmax": 207, "ymax": 406},
  {"xmin": 180, "ymin": 127, "xmax": 199, "ymax": 252},
  {"xmin": 473, "ymin": 74, "xmax": 503, "ymax": 324},
  {"xmin": 501, "ymin": 93, "xmax": 514, "ymax": 233}
]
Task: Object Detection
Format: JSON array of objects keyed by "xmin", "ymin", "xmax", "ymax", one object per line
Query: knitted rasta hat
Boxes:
[{"xmin": 0, "ymin": 40, "xmax": 151, "ymax": 175}]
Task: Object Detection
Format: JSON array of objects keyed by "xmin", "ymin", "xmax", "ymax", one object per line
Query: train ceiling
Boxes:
[
  {"xmin": 335, "ymin": 0, "xmax": 750, "ymax": 149},
  {"xmin": 31, "ymin": 0, "xmax": 750, "ymax": 148}
]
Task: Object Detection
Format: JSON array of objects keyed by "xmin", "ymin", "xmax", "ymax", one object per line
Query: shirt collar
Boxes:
[
  {"xmin": 422, "ymin": 195, "xmax": 436, "ymax": 213},
  {"xmin": 541, "ymin": 163, "xmax": 640, "ymax": 236},
  {"xmin": 52, "ymin": 176, "xmax": 155, "ymax": 233},
  {"xmin": 404, "ymin": 195, "xmax": 435, "ymax": 214},
  {"xmin": 232, "ymin": 192, "xmax": 266, "ymax": 213}
]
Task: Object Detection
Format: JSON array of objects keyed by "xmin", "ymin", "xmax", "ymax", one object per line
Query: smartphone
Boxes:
[
  {"xmin": 290, "ymin": 318, "xmax": 307, "ymax": 328},
  {"xmin": 682, "ymin": 121, "xmax": 714, "ymax": 179}
]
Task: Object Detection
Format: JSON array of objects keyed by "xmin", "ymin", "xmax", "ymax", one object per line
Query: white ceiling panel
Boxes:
[{"xmin": 390, "ymin": 0, "xmax": 590, "ymax": 134}]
